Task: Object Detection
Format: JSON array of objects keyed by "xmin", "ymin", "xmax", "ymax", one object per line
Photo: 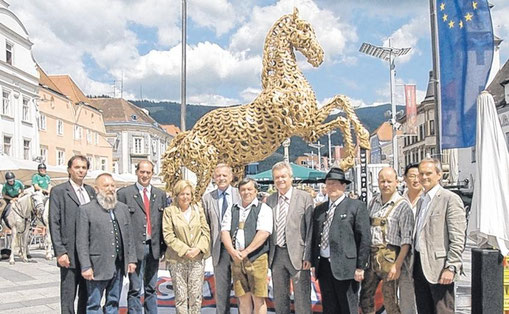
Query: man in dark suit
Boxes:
[
  {"xmin": 266, "ymin": 161, "xmax": 314, "ymax": 314},
  {"xmin": 311, "ymin": 168, "xmax": 371, "ymax": 314},
  {"xmin": 117, "ymin": 160, "xmax": 167, "ymax": 313},
  {"xmin": 77, "ymin": 173, "xmax": 137, "ymax": 313},
  {"xmin": 202, "ymin": 163, "xmax": 240, "ymax": 314},
  {"xmin": 413, "ymin": 159, "xmax": 466, "ymax": 314},
  {"xmin": 49, "ymin": 155, "xmax": 96, "ymax": 314}
]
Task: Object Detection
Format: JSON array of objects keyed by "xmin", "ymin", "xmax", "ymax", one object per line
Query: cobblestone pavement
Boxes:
[{"xmin": 0, "ymin": 242, "xmax": 475, "ymax": 313}]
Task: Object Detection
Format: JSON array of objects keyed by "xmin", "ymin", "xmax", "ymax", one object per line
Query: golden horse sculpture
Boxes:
[{"xmin": 162, "ymin": 8, "xmax": 370, "ymax": 201}]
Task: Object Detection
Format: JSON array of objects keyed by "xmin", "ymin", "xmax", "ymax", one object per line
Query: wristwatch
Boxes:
[{"xmin": 447, "ymin": 265, "xmax": 456, "ymax": 273}]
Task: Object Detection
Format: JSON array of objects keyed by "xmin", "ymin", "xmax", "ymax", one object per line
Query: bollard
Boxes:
[{"xmin": 471, "ymin": 248, "xmax": 503, "ymax": 314}]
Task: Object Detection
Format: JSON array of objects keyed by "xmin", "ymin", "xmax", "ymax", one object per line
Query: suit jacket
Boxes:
[
  {"xmin": 49, "ymin": 181, "xmax": 96, "ymax": 269},
  {"xmin": 117, "ymin": 184, "xmax": 167, "ymax": 260},
  {"xmin": 266, "ymin": 188, "xmax": 314, "ymax": 270},
  {"xmin": 162, "ymin": 204, "xmax": 210, "ymax": 263},
  {"xmin": 311, "ymin": 197, "xmax": 371, "ymax": 281},
  {"xmin": 202, "ymin": 186, "xmax": 240, "ymax": 266},
  {"xmin": 76, "ymin": 200, "xmax": 137, "ymax": 281},
  {"xmin": 415, "ymin": 186, "xmax": 466, "ymax": 284}
]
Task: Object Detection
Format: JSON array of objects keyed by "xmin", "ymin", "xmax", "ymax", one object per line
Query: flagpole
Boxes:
[{"xmin": 429, "ymin": 0, "xmax": 442, "ymax": 161}]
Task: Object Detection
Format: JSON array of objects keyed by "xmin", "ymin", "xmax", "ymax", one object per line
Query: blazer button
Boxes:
[{"xmin": 112, "ymin": 255, "xmax": 115, "ymax": 258}]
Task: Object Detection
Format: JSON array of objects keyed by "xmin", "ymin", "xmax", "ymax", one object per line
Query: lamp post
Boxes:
[
  {"xmin": 180, "ymin": 0, "xmax": 187, "ymax": 132},
  {"xmin": 309, "ymin": 141, "xmax": 324, "ymax": 171},
  {"xmin": 327, "ymin": 130, "xmax": 336, "ymax": 170},
  {"xmin": 359, "ymin": 40, "xmax": 411, "ymax": 175}
]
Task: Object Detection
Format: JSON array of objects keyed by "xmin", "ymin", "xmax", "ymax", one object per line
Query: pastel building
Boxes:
[
  {"xmin": 0, "ymin": 1, "xmax": 40, "ymax": 160},
  {"xmin": 37, "ymin": 68, "xmax": 113, "ymax": 170}
]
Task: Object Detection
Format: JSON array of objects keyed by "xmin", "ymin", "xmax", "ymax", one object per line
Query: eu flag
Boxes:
[{"xmin": 437, "ymin": 0, "xmax": 494, "ymax": 149}]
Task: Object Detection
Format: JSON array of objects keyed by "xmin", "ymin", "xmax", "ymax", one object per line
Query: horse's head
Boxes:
[
  {"xmin": 30, "ymin": 191, "xmax": 46, "ymax": 219},
  {"xmin": 288, "ymin": 8, "xmax": 324, "ymax": 67}
]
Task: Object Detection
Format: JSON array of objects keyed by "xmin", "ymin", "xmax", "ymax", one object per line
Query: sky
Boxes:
[{"xmin": 9, "ymin": 0, "xmax": 509, "ymax": 109}]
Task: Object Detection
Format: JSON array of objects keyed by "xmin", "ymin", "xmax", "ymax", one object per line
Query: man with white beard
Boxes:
[{"xmin": 77, "ymin": 173, "xmax": 137, "ymax": 313}]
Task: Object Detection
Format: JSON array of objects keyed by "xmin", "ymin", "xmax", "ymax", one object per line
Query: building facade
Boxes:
[
  {"xmin": 38, "ymin": 70, "xmax": 113, "ymax": 170},
  {"xmin": 89, "ymin": 98, "xmax": 172, "ymax": 175},
  {"xmin": 0, "ymin": 1, "xmax": 39, "ymax": 161}
]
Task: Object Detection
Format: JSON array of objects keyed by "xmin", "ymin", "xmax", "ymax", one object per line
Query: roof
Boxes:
[
  {"xmin": 160, "ymin": 124, "xmax": 181, "ymax": 136},
  {"xmin": 48, "ymin": 75, "xmax": 90, "ymax": 104},
  {"xmin": 88, "ymin": 97, "xmax": 157, "ymax": 124},
  {"xmin": 37, "ymin": 65, "xmax": 64, "ymax": 95},
  {"xmin": 487, "ymin": 58, "xmax": 509, "ymax": 108}
]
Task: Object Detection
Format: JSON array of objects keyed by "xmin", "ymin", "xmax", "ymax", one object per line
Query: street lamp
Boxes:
[
  {"xmin": 359, "ymin": 40, "xmax": 411, "ymax": 175},
  {"xmin": 327, "ymin": 130, "xmax": 336, "ymax": 170},
  {"xmin": 309, "ymin": 141, "xmax": 324, "ymax": 171}
]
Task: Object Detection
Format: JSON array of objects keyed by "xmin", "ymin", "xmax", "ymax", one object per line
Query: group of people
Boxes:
[{"xmin": 43, "ymin": 154, "xmax": 466, "ymax": 314}]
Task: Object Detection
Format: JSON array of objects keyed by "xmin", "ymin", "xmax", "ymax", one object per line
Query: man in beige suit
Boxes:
[{"xmin": 413, "ymin": 158, "xmax": 466, "ymax": 314}]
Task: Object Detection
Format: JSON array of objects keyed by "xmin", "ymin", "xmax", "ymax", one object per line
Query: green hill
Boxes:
[{"xmin": 131, "ymin": 100, "xmax": 403, "ymax": 172}]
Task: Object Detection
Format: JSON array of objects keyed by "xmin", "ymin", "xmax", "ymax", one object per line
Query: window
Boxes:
[
  {"xmin": 39, "ymin": 114, "xmax": 46, "ymax": 130},
  {"xmin": 133, "ymin": 137, "xmax": 143, "ymax": 154},
  {"xmin": 57, "ymin": 149, "xmax": 65, "ymax": 166},
  {"xmin": 430, "ymin": 120, "xmax": 435, "ymax": 136},
  {"xmin": 100, "ymin": 157, "xmax": 108, "ymax": 171},
  {"xmin": 6, "ymin": 42, "xmax": 12, "ymax": 65},
  {"xmin": 74, "ymin": 125, "xmax": 82, "ymax": 140},
  {"xmin": 95, "ymin": 132, "xmax": 99, "ymax": 145},
  {"xmin": 23, "ymin": 140, "xmax": 30, "ymax": 160},
  {"xmin": 86, "ymin": 129, "xmax": 92, "ymax": 144},
  {"xmin": 22, "ymin": 98, "xmax": 30, "ymax": 122},
  {"xmin": 40, "ymin": 146, "xmax": 48, "ymax": 163},
  {"xmin": 3, "ymin": 135, "xmax": 11, "ymax": 156},
  {"xmin": 86, "ymin": 155, "xmax": 94, "ymax": 169},
  {"xmin": 57, "ymin": 119, "xmax": 64, "ymax": 135},
  {"xmin": 152, "ymin": 140, "xmax": 157, "ymax": 154},
  {"xmin": 2, "ymin": 90, "xmax": 10, "ymax": 116},
  {"xmin": 471, "ymin": 147, "xmax": 476, "ymax": 163},
  {"xmin": 112, "ymin": 162, "xmax": 119, "ymax": 174}
]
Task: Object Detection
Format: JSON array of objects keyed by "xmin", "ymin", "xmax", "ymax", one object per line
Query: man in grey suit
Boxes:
[
  {"xmin": 202, "ymin": 163, "xmax": 240, "ymax": 314},
  {"xmin": 117, "ymin": 160, "xmax": 167, "ymax": 314},
  {"xmin": 49, "ymin": 155, "xmax": 96, "ymax": 314},
  {"xmin": 266, "ymin": 161, "xmax": 314, "ymax": 314},
  {"xmin": 77, "ymin": 173, "xmax": 137, "ymax": 313},
  {"xmin": 413, "ymin": 159, "xmax": 466, "ymax": 314},
  {"xmin": 311, "ymin": 168, "xmax": 371, "ymax": 314}
]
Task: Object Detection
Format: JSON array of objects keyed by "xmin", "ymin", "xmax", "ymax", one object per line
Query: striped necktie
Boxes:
[
  {"xmin": 320, "ymin": 202, "xmax": 338, "ymax": 250},
  {"xmin": 276, "ymin": 195, "xmax": 289, "ymax": 247}
]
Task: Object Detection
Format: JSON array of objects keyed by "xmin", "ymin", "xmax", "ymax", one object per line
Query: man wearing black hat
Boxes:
[{"xmin": 311, "ymin": 168, "xmax": 371, "ymax": 314}]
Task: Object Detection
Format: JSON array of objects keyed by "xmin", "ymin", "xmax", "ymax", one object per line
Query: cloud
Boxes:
[
  {"xmin": 382, "ymin": 14, "xmax": 429, "ymax": 63},
  {"xmin": 229, "ymin": 0, "xmax": 357, "ymax": 63}
]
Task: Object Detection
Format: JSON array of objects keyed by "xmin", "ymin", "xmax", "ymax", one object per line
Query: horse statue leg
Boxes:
[{"xmin": 302, "ymin": 95, "xmax": 370, "ymax": 170}]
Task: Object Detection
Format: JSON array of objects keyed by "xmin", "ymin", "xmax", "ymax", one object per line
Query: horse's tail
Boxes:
[{"xmin": 161, "ymin": 131, "xmax": 190, "ymax": 194}]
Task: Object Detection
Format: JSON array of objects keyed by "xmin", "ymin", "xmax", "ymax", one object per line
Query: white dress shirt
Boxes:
[
  {"xmin": 69, "ymin": 179, "xmax": 91, "ymax": 204},
  {"xmin": 217, "ymin": 185, "xmax": 233, "ymax": 216},
  {"xmin": 221, "ymin": 198, "xmax": 273, "ymax": 250},
  {"xmin": 415, "ymin": 184, "xmax": 440, "ymax": 252}
]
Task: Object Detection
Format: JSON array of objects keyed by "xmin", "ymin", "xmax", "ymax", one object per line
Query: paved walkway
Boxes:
[{"xmin": 0, "ymin": 243, "xmax": 475, "ymax": 313}]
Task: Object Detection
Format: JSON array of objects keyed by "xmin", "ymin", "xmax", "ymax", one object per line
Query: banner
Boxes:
[
  {"xmin": 437, "ymin": 0, "xmax": 494, "ymax": 148},
  {"xmin": 404, "ymin": 84, "xmax": 417, "ymax": 134}
]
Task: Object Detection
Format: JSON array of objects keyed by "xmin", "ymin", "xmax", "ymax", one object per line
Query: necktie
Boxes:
[
  {"xmin": 77, "ymin": 188, "xmax": 86, "ymax": 205},
  {"xmin": 276, "ymin": 195, "xmax": 288, "ymax": 247},
  {"xmin": 221, "ymin": 191, "xmax": 228, "ymax": 218},
  {"xmin": 320, "ymin": 202, "xmax": 338, "ymax": 250},
  {"xmin": 143, "ymin": 188, "xmax": 152, "ymax": 237}
]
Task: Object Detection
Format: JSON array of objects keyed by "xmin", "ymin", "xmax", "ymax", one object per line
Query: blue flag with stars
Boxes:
[{"xmin": 437, "ymin": 0, "xmax": 493, "ymax": 149}]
